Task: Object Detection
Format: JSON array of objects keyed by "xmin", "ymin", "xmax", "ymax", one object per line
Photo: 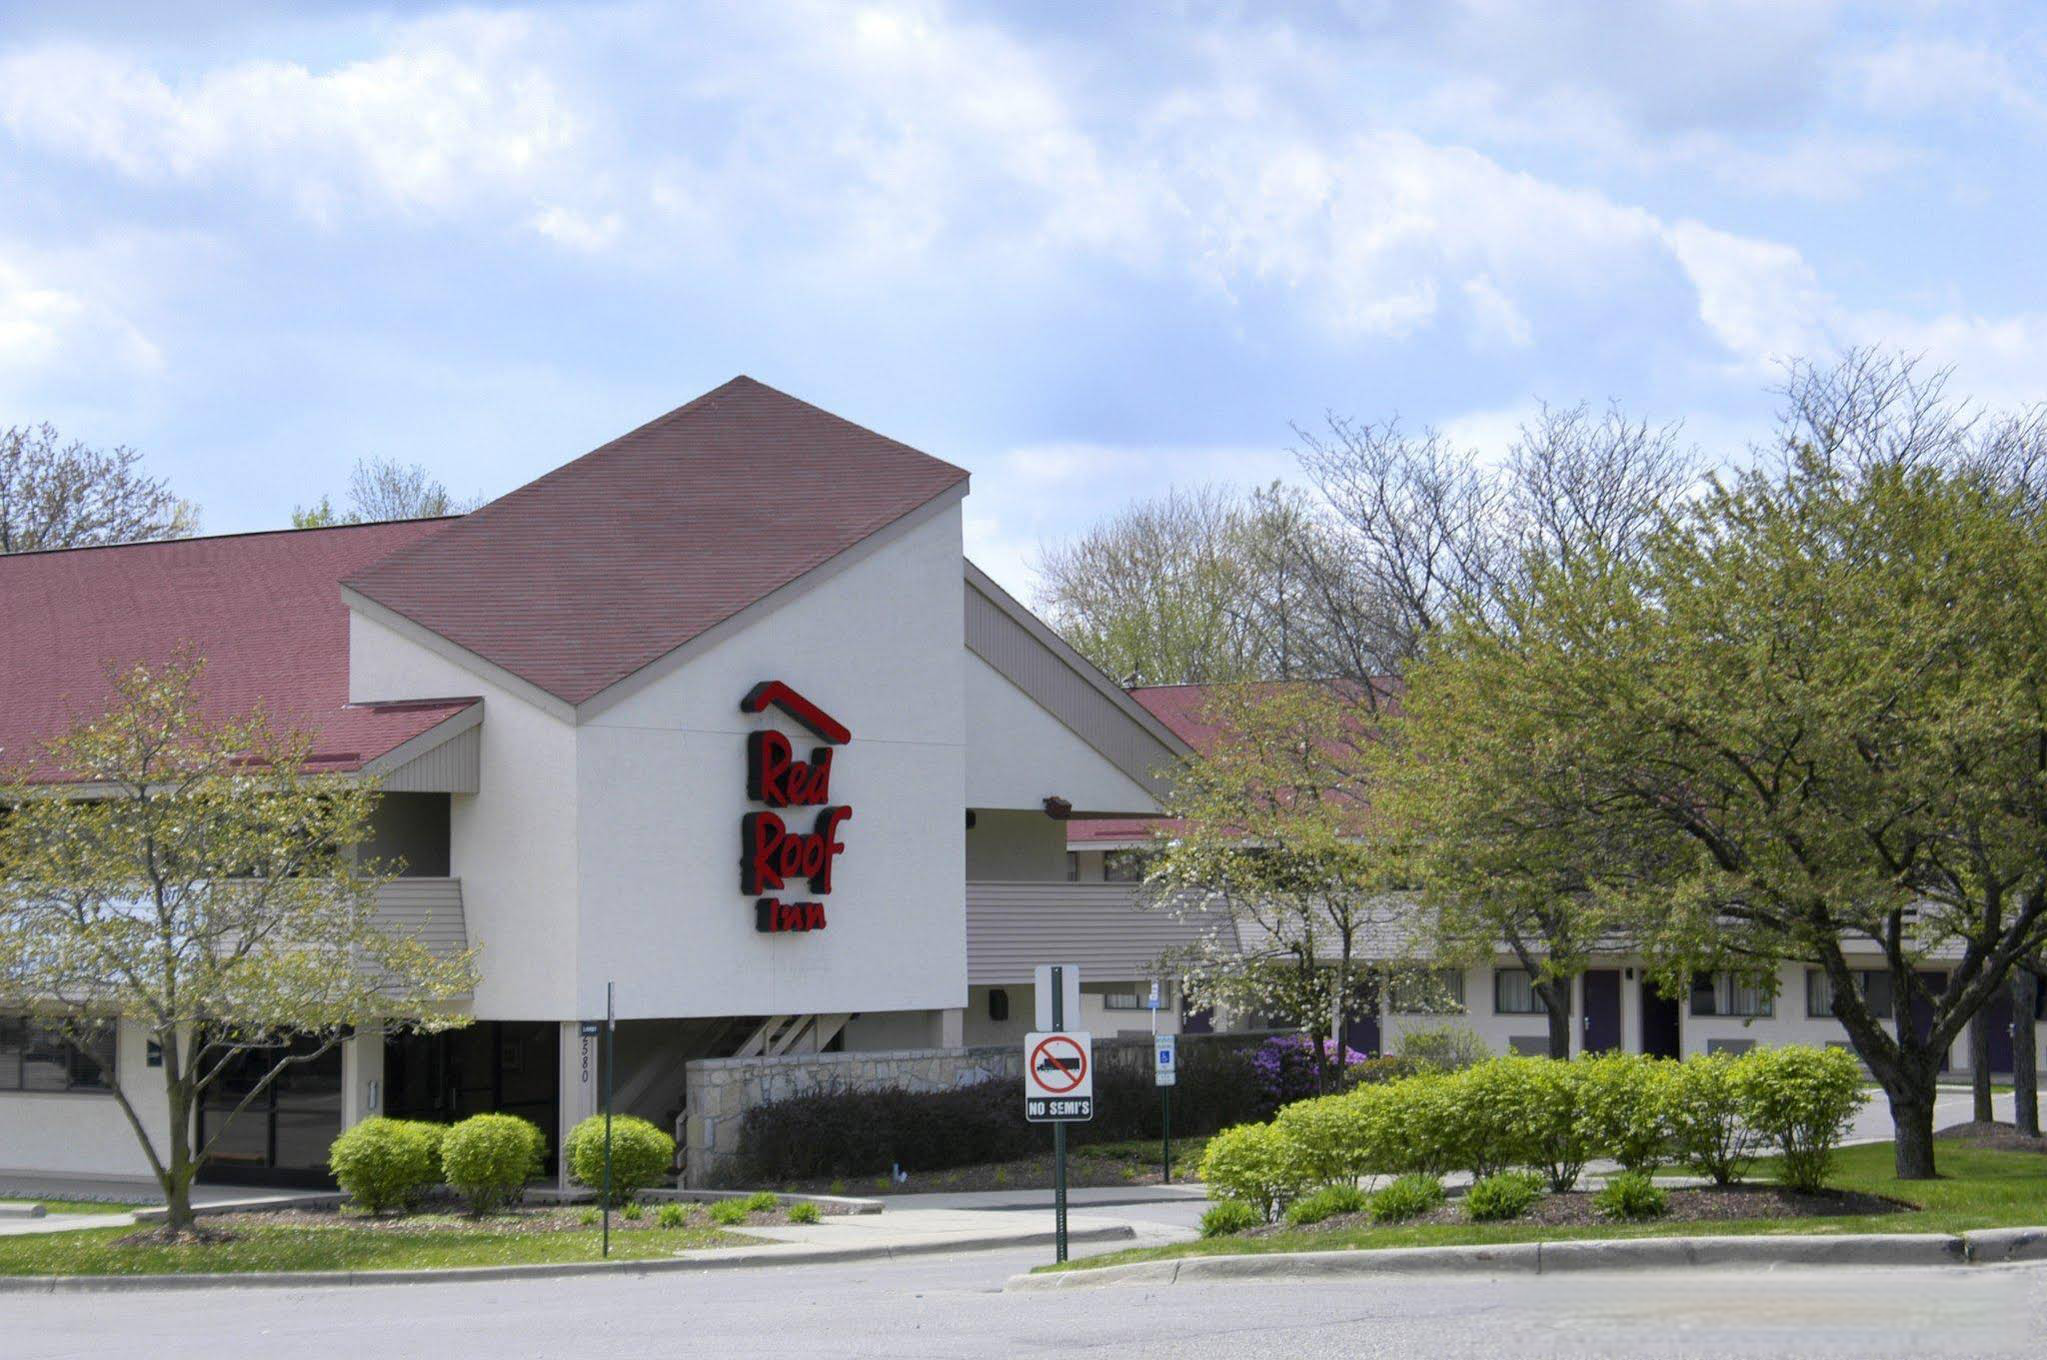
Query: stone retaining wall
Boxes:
[
  {"xmin": 684, "ymin": 1044, "xmax": 1024, "ymax": 1186},
  {"xmin": 682, "ymin": 1032, "xmax": 1273, "ymax": 1186}
]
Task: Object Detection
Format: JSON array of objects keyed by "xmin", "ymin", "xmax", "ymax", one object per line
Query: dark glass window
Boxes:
[
  {"xmin": 1494, "ymin": 968, "xmax": 1545, "ymax": 1015},
  {"xmin": 0, "ymin": 1017, "xmax": 116, "ymax": 1093}
]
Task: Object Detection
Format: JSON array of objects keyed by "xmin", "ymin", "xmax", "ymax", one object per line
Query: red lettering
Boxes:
[
  {"xmin": 754, "ymin": 898, "xmax": 829, "ymax": 933},
  {"xmin": 742, "ymin": 811, "xmax": 786, "ymax": 894},
  {"xmin": 809, "ymin": 806, "xmax": 852, "ymax": 894},
  {"xmin": 747, "ymin": 731, "xmax": 835, "ymax": 807}
]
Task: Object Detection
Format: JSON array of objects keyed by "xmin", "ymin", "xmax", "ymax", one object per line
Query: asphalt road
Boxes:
[{"xmin": 9, "ymin": 1243, "xmax": 2044, "ymax": 1360}]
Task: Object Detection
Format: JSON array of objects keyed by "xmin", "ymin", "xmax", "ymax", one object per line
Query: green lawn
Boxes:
[
  {"xmin": 0, "ymin": 1219, "xmax": 745, "ymax": 1277},
  {"xmin": 1047, "ymin": 1141, "xmax": 2047, "ymax": 1273}
]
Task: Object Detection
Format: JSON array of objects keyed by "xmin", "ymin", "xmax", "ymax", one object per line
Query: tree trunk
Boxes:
[
  {"xmin": 1541, "ymin": 984, "xmax": 1572, "ymax": 1060},
  {"xmin": 1885, "ymin": 1079, "xmax": 1939, "ymax": 1180},
  {"xmin": 2015, "ymin": 969, "xmax": 2040, "ymax": 1138},
  {"xmin": 1970, "ymin": 1013, "xmax": 1994, "ymax": 1123},
  {"xmin": 163, "ymin": 1083, "xmax": 196, "ymax": 1235}
]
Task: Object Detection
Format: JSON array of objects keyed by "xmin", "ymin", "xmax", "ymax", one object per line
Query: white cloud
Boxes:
[
  {"xmin": 1662, "ymin": 220, "xmax": 1836, "ymax": 369},
  {"xmin": 0, "ymin": 242, "xmax": 159, "ymax": 383},
  {"xmin": 0, "ymin": 13, "xmax": 585, "ymax": 224}
]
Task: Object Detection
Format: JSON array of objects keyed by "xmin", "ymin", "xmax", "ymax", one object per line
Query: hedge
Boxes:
[
  {"xmin": 1196, "ymin": 1046, "xmax": 1868, "ymax": 1219},
  {"xmin": 327, "ymin": 1117, "xmax": 444, "ymax": 1214}
]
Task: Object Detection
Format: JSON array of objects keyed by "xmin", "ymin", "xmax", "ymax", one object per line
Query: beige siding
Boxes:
[
  {"xmin": 377, "ymin": 724, "xmax": 481, "ymax": 793},
  {"xmin": 965, "ymin": 881, "xmax": 1232, "ymax": 985},
  {"xmin": 372, "ymin": 877, "xmax": 470, "ymax": 965}
]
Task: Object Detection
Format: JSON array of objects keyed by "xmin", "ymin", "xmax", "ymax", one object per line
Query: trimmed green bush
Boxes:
[
  {"xmin": 441, "ymin": 1113, "xmax": 546, "ymax": 1214},
  {"xmin": 788, "ymin": 1201, "xmax": 821, "ymax": 1225},
  {"xmin": 1465, "ymin": 1170, "xmax": 1544, "ymax": 1222},
  {"xmin": 1198, "ymin": 1121, "xmax": 1313, "ymax": 1221},
  {"xmin": 1733, "ymin": 1045, "xmax": 1868, "ymax": 1193},
  {"xmin": 1578, "ymin": 1054, "xmax": 1672, "ymax": 1173},
  {"xmin": 1442, "ymin": 1058, "xmax": 1540, "ymax": 1179},
  {"xmin": 1664, "ymin": 1051, "xmax": 1758, "ymax": 1184},
  {"xmin": 1283, "ymin": 1183, "xmax": 1369, "ymax": 1227},
  {"xmin": 709, "ymin": 1199, "xmax": 750, "ymax": 1226},
  {"xmin": 1368, "ymin": 1173, "xmax": 1445, "ymax": 1223},
  {"xmin": 739, "ymin": 1190, "xmax": 780, "ymax": 1213},
  {"xmin": 1200, "ymin": 1199, "xmax": 1261, "ymax": 1237},
  {"xmin": 1517, "ymin": 1058, "xmax": 1594, "ymax": 1191},
  {"xmin": 656, "ymin": 1202, "xmax": 689, "ymax": 1229},
  {"xmin": 328, "ymin": 1117, "xmax": 441, "ymax": 1215},
  {"xmin": 1593, "ymin": 1171, "xmax": 1670, "ymax": 1220},
  {"xmin": 564, "ymin": 1114, "xmax": 676, "ymax": 1205},
  {"xmin": 1394, "ymin": 1023, "xmax": 1490, "ymax": 1072},
  {"xmin": 1274, "ymin": 1092, "xmax": 1374, "ymax": 1188}
]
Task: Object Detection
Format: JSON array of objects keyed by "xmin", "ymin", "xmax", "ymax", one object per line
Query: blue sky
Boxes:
[{"xmin": 2, "ymin": 1, "xmax": 2044, "ymax": 597}]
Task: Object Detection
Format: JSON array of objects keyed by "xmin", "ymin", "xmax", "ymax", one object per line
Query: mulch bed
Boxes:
[
  {"xmin": 1249, "ymin": 1183, "xmax": 1909, "ymax": 1238},
  {"xmin": 780, "ymin": 1148, "xmax": 1190, "ymax": 1197},
  {"xmin": 1937, "ymin": 1120, "xmax": 2047, "ymax": 1154},
  {"xmin": 175, "ymin": 1197, "xmax": 847, "ymax": 1238}
]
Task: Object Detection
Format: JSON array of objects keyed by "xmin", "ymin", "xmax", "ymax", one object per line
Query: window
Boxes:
[
  {"xmin": 1102, "ymin": 992, "xmax": 1146, "ymax": 1011},
  {"xmin": 1493, "ymin": 968, "xmax": 1547, "ymax": 1015},
  {"xmin": 1391, "ymin": 968, "xmax": 1467, "ymax": 1014},
  {"xmin": 0, "ymin": 1018, "xmax": 116, "ymax": 1093},
  {"xmin": 1064, "ymin": 852, "xmax": 1080, "ymax": 883},
  {"xmin": 1102, "ymin": 850, "xmax": 1155, "ymax": 883},
  {"xmin": 1806, "ymin": 969, "xmax": 1895, "ymax": 1020},
  {"xmin": 987, "ymin": 989, "xmax": 1009, "ymax": 1023},
  {"xmin": 1690, "ymin": 973, "xmax": 1773, "ymax": 1018}
]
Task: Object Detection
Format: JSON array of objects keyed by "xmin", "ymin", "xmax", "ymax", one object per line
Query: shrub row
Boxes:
[
  {"xmin": 1198, "ymin": 1045, "xmax": 1866, "ymax": 1220},
  {"xmin": 330, "ymin": 1111, "xmax": 676, "ymax": 1213}
]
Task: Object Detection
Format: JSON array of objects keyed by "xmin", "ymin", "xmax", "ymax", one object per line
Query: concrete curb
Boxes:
[
  {"xmin": 1005, "ymin": 1227, "xmax": 2047, "ymax": 1291},
  {"xmin": 0, "ymin": 1203, "xmax": 49, "ymax": 1219},
  {"xmin": 0, "ymin": 1222, "xmax": 1134, "ymax": 1294},
  {"xmin": 643, "ymin": 1188, "xmax": 886, "ymax": 1215}
]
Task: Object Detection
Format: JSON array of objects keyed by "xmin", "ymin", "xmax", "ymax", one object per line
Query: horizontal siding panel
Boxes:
[
  {"xmin": 372, "ymin": 877, "xmax": 470, "ymax": 963},
  {"xmin": 965, "ymin": 882, "xmax": 1234, "ymax": 985}
]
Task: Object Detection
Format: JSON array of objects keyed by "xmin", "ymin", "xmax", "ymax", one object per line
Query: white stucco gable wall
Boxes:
[
  {"xmin": 964, "ymin": 649, "xmax": 1164, "ymax": 816},
  {"xmin": 348, "ymin": 606, "xmax": 580, "ymax": 1020},
  {"xmin": 573, "ymin": 501, "xmax": 968, "ymax": 1022}
]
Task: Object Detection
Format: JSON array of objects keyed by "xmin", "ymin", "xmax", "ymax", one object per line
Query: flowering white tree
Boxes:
[{"xmin": 0, "ymin": 658, "xmax": 475, "ymax": 1237}]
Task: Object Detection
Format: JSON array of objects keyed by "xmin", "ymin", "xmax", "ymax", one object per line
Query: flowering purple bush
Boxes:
[{"xmin": 1251, "ymin": 1034, "xmax": 1368, "ymax": 1111}]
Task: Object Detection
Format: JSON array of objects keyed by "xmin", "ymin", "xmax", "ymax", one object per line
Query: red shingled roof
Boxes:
[
  {"xmin": 0, "ymin": 521, "xmax": 477, "ymax": 783},
  {"xmin": 343, "ymin": 376, "xmax": 972, "ymax": 705},
  {"xmin": 1067, "ymin": 680, "xmax": 1396, "ymax": 844}
]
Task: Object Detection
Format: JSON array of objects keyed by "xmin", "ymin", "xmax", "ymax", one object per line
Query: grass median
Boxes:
[
  {"xmin": 0, "ymin": 1211, "xmax": 748, "ymax": 1277},
  {"xmin": 1043, "ymin": 1141, "xmax": 2047, "ymax": 1273}
]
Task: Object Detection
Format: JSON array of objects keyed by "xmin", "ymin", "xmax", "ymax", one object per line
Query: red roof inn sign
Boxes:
[{"xmin": 740, "ymin": 682, "xmax": 852, "ymax": 934}]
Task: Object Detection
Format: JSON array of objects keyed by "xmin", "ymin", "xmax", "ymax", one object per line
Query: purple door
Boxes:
[
  {"xmin": 1582, "ymin": 970, "xmax": 1623, "ymax": 1053},
  {"xmin": 1909, "ymin": 971, "xmax": 1951, "ymax": 1074}
]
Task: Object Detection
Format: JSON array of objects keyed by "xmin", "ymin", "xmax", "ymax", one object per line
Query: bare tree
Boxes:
[
  {"xmin": 0, "ymin": 423, "xmax": 197, "ymax": 554},
  {"xmin": 294, "ymin": 458, "xmax": 476, "ymax": 527},
  {"xmin": 1033, "ymin": 485, "xmax": 1270, "ymax": 685}
]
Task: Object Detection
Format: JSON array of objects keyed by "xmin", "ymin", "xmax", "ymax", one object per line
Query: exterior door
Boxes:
[
  {"xmin": 1909, "ymin": 971, "xmax": 1951, "ymax": 1074},
  {"xmin": 1582, "ymin": 970, "xmax": 1623, "ymax": 1053},
  {"xmin": 1640, "ymin": 979, "xmax": 1683, "ymax": 1058}
]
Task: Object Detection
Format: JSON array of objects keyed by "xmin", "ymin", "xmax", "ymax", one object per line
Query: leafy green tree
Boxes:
[
  {"xmin": 0, "ymin": 657, "xmax": 476, "ymax": 1235},
  {"xmin": 1148, "ymin": 682, "xmax": 1399, "ymax": 1084},
  {"xmin": 1406, "ymin": 441, "xmax": 2047, "ymax": 1179}
]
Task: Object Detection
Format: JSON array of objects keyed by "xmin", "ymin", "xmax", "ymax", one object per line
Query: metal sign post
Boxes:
[
  {"xmin": 602, "ymin": 981, "xmax": 615, "ymax": 1259},
  {"xmin": 1155, "ymin": 1032, "xmax": 1177, "ymax": 1184},
  {"xmin": 1024, "ymin": 963, "xmax": 1092, "ymax": 1265}
]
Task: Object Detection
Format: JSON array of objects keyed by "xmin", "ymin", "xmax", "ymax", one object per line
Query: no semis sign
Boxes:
[
  {"xmin": 1024, "ymin": 1031, "xmax": 1094, "ymax": 1122},
  {"xmin": 739, "ymin": 682, "xmax": 852, "ymax": 934}
]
